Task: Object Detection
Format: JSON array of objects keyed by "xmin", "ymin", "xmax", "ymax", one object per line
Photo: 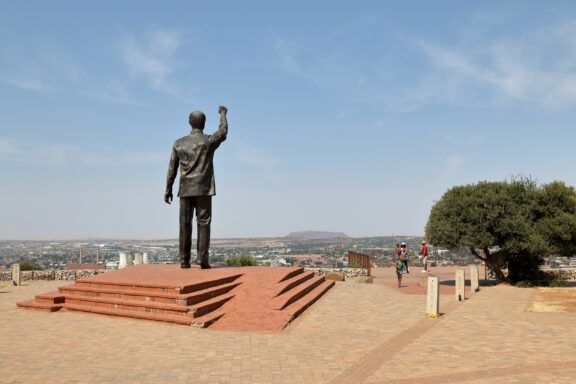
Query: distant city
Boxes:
[{"xmin": 0, "ymin": 231, "xmax": 475, "ymax": 271}]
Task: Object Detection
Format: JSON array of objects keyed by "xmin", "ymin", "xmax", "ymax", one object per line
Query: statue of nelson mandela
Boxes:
[{"xmin": 165, "ymin": 106, "xmax": 228, "ymax": 269}]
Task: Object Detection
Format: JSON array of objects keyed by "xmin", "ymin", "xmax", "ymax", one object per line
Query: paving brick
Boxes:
[{"xmin": 1, "ymin": 267, "xmax": 575, "ymax": 383}]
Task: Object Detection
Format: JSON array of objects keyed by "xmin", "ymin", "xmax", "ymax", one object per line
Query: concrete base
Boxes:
[
  {"xmin": 12, "ymin": 263, "xmax": 21, "ymax": 286},
  {"xmin": 470, "ymin": 265, "xmax": 480, "ymax": 293},
  {"xmin": 426, "ymin": 276, "xmax": 439, "ymax": 317},
  {"xmin": 455, "ymin": 270, "xmax": 466, "ymax": 301}
]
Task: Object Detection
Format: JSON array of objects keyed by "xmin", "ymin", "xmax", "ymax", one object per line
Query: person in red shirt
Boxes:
[{"xmin": 421, "ymin": 240, "xmax": 429, "ymax": 272}]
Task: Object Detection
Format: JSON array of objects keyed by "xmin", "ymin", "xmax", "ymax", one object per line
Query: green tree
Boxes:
[
  {"xmin": 425, "ymin": 178, "xmax": 576, "ymax": 282},
  {"xmin": 19, "ymin": 261, "xmax": 44, "ymax": 271}
]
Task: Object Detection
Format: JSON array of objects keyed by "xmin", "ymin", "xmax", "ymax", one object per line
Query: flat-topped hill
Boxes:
[{"xmin": 286, "ymin": 231, "xmax": 350, "ymax": 239}]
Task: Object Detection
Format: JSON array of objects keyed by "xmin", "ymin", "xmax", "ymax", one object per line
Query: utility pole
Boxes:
[{"xmin": 79, "ymin": 246, "xmax": 82, "ymax": 264}]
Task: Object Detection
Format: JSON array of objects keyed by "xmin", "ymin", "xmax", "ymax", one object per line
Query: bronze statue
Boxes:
[{"xmin": 165, "ymin": 106, "xmax": 228, "ymax": 269}]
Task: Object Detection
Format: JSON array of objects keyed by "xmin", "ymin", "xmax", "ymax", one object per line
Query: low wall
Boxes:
[
  {"xmin": 543, "ymin": 268, "xmax": 576, "ymax": 281},
  {"xmin": 305, "ymin": 267, "xmax": 367, "ymax": 281},
  {"xmin": 0, "ymin": 269, "xmax": 105, "ymax": 282}
]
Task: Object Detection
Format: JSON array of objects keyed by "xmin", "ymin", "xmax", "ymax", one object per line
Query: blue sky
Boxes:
[{"xmin": 2, "ymin": 1, "xmax": 576, "ymax": 239}]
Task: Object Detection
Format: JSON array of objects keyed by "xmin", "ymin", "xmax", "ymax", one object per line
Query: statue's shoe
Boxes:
[
  {"xmin": 181, "ymin": 262, "xmax": 191, "ymax": 269},
  {"xmin": 200, "ymin": 263, "xmax": 211, "ymax": 269}
]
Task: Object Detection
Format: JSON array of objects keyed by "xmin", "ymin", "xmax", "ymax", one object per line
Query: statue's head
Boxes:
[{"xmin": 189, "ymin": 111, "xmax": 206, "ymax": 130}]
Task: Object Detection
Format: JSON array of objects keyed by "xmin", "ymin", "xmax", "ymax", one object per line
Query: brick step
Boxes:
[
  {"xmin": 179, "ymin": 274, "xmax": 243, "ymax": 294},
  {"xmin": 190, "ymin": 293, "xmax": 235, "ymax": 318},
  {"xmin": 15, "ymin": 266, "xmax": 335, "ymax": 331},
  {"xmin": 63, "ymin": 303, "xmax": 192, "ymax": 325},
  {"xmin": 73, "ymin": 281, "xmax": 180, "ymax": 294},
  {"xmin": 190, "ymin": 308, "xmax": 226, "ymax": 328},
  {"xmin": 74, "ymin": 273, "xmax": 243, "ymax": 294},
  {"xmin": 16, "ymin": 299, "xmax": 63, "ymax": 312},
  {"xmin": 35, "ymin": 291, "xmax": 65, "ymax": 305},
  {"xmin": 58, "ymin": 281, "xmax": 241, "ymax": 306},
  {"xmin": 276, "ymin": 271, "xmax": 315, "ymax": 296},
  {"xmin": 63, "ymin": 294, "xmax": 192, "ymax": 317},
  {"xmin": 183, "ymin": 282, "xmax": 241, "ymax": 305},
  {"xmin": 282, "ymin": 280, "xmax": 334, "ymax": 322},
  {"xmin": 278, "ymin": 267, "xmax": 305, "ymax": 282},
  {"xmin": 273, "ymin": 276, "xmax": 326, "ymax": 310}
]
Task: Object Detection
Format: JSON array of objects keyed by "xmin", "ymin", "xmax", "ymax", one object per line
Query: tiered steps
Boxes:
[
  {"xmin": 281, "ymin": 279, "xmax": 335, "ymax": 320},
  {"xmin": 207, "ymin": 268, "xmax": 335, "ymax": 332},
  {"xmin": 17, "ymin": 265, "xmax": 243, "ymax": 326},
  {"xmin": 273, "ymin": 273, "xmax": 327, "ymax": 310},
  {"xmin": 17, "ymin": 264, "xmax": 335, "ymax": 332}
]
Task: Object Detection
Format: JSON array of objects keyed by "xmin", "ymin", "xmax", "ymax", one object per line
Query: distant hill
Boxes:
[{"xmin": 285, "ymin": 231, "xmax": 350, "ymax": 239}]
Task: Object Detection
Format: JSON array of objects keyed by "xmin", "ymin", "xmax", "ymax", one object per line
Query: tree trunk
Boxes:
[
  {"xmin": 469, "ymin": 247, "xmax": 506, "ymax": 281},
  {"xmin": 485, "ymin": 252, "xmax": 506, "ymax": 281}
]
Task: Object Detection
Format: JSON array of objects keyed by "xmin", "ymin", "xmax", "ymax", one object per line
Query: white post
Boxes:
[
  {"xmin": 426, "ymin": 276, "xmax": 439, "ymax": 317},
  {"xmin": 134, "ymin": 253, "xmax": 143, "ymax": 265},
  {"xmin": 12, "ymin": 263, "xmax": 21, "ymax": 286},
  {"xmin": 142, "ymin": 252, "xmax": 149, "ymax": 264},
  {"xmin": 118, "ymin": 252, "xmax": 129, "ymax": 269},
  {"xmin": 455, "ymin": 269, "xmax": 465, "ymax": 301},
  {"xmin": 470, "ymin": 264, "xmax": 480, "ymax": 293}
]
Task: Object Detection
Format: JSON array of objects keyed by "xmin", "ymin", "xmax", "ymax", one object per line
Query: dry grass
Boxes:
[
  {"xmin": 0, "ymin": 281, "xmax": 14, "ymax": 291},
  {"xmin": 527, "ymin": 287, "xmax": 576, "ymax": 313}
]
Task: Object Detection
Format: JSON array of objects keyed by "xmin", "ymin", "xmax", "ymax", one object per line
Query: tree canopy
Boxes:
[{"xmin": 425, "ymin": 178, "xmax": 576, "ymax": 282}]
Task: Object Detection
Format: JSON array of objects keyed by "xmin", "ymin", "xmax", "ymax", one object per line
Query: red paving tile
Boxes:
[
  {"xmin": 75, "ymin": 264, "xmax": 244, "ymax": 292},
  {"xmin": 4, "ymin": 270, "xmax": 575, "ymax": 383},
  {"xmin": 208, "ymin": 268, "xmax": 335, "ymax": 332},
  {"xmin": 373, "ymin": 265, "xmax": 480, "ymax": 295}
]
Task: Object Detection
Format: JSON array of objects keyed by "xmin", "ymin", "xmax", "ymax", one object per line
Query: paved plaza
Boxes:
[{"xmin": 1, "ymin": 267, "xmax": 575, "ymax": 383}]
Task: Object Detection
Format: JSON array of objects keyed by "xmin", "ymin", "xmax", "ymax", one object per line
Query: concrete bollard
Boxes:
[
  {"xmin": 118, "ymin": 252, "xmax": 131, "ymax": 269},
  {"xmin": 142, "ymin": 252, "xmax": 149, "ymax": 264},
  {"xmin": 470, "ymin": 264, "xmax": 480, "ymax": 293},
  {"xmin": 134, "ymin": 253, "xmax": 143, "ymax": 265},
  {"xmin": 12, "ymin": 263, "xmax": 21, "ymax": 286},
  {"xmin": 426, "ymin": 276, "xmax": 439, "ymax": 317},
  {"xmin": 455, "ymin": 269, "xmax": 465, "ymax": 301}
]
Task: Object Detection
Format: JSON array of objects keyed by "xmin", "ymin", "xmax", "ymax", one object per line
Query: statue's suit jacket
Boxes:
[{"xmin": 166, "ymin": 115, "xmax": 228, "ymax": 197}]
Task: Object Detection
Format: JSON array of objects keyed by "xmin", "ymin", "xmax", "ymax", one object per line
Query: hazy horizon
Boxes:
[
  {"xmin": 2, "ymin": 1, "xmax": 576, "ymax": 239},
  {"xmin": 0, "ymin": 231, "xmax": 424, "ymax": 242}
]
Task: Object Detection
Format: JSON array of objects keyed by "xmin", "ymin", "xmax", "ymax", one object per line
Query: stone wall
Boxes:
[
  {"xmin": 544, "ymin": 268, "xmax": 576, "ymax": 281},
  {"xmin": 304, "ymin": 267, "xmax": 576, "ymax": 282},
  {"xmin": 305, "ymin": 267, "xmax": 367, "ymax": 281},
  {"xmin": 0, "ymin": 269, "xmax": 105, "ymax": 282}
]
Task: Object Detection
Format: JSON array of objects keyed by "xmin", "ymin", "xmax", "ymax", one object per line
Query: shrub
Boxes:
[
  {"xmin": 548, "ymin": 279, "xmax": 568, "ymax": 288},
  {"xmin": 19, "ymin": 262, "xmax": 44, "ymax": 271},
  {"xmin": 513, "ymin": 270, "xmax": 568, "ymax": 287},
  {"xmin": 348, "ymin": 259, "xmax": 363, "ymax": 269},
  {"xmin": 227, "ymin": 254, "xmax": 258, "ymax": 267}
]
